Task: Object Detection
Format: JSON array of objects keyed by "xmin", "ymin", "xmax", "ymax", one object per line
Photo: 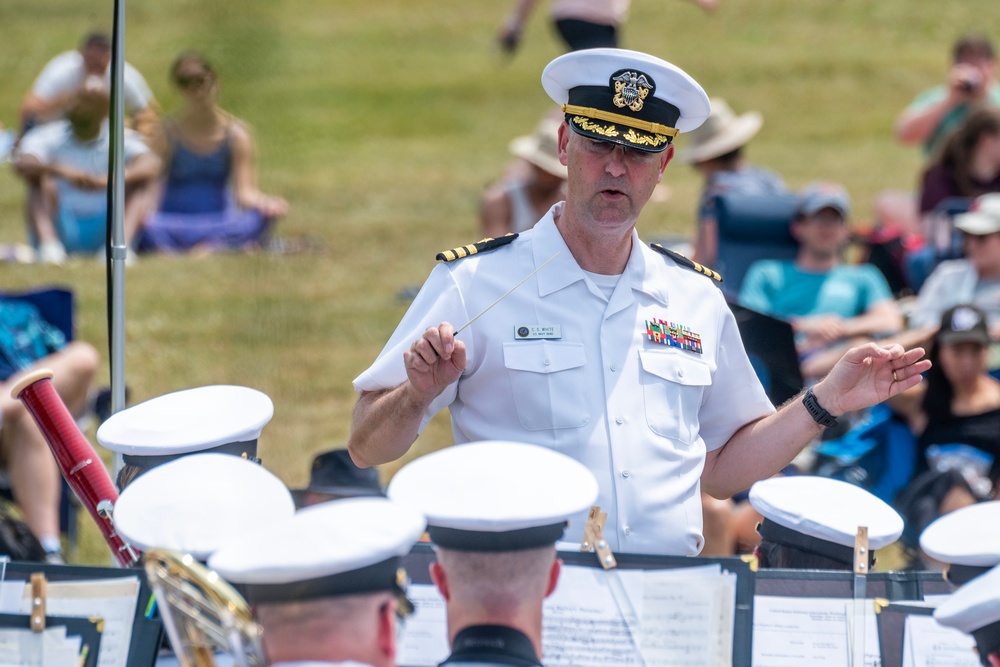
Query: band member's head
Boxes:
[
  {"xmin": 97, "ymin": 384, "xmax": 273, "ymax": 489},
  {"xmin": 209, "ymin": 498, "xmax": 425, "ymax": 667},
  {"xmin": 920, "ymin": 501, "xmax": 1000, "ymax": 586},
  {"xmin": 113, "ymin": 453, "xmax": 294, "ymax": 561},
  {"xmin": 750, "ymin": 475, "xmax": 903, "ymax": 570},
  {"xmin": 934, "ymin": 564, "xmax": 1000, "ymax": 666}
]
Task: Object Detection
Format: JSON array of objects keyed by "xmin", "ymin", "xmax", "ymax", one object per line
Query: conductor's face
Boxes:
[{"xmin": 558, "ymin": 122, "xmax": 672, "ymax": 236}]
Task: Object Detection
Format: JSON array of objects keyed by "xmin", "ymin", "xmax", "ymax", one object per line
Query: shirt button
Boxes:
[
  {"xmin": 615, "ymin": 416, "xmax": 624, "ymax": 425},
  {"xmin": 543, "ymin": 358, "xmax": 551, "ymax": 366},
  {"xmin": 622, "ymin": 469, "xmax": 630, "ymax": 478},
  {"xmin": 677, "ymin": 369, "xmax": 685, "ymax": 378},
  {"xmin": 610, "ymin": 363, "xmax": 617, "ymax": 372},
  {"xmin": 623, "ymin": 526, "xmax": 631, "ymax": 536}
]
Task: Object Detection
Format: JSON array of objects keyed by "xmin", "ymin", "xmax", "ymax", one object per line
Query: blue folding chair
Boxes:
[
  {"xmin": 713, "ymin": 193, "xmax": 800, "ymax": 298},
  {"xmin": 0, "ymin": 286, "xmax": 79, "ymax": 544}
]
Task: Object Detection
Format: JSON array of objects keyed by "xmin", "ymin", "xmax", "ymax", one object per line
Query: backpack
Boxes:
[{"xmin": 0, "ymin": 299, "xmax": 66, "ymax": 381}]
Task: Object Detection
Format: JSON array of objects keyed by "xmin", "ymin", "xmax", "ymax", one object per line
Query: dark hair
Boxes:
[
  {"xmin": 927, "ymin": 106, "xmax": 1000, "ymax": 199},
  {"xmin": 169, "ymin": 51, "xmax": 216, "ymax": 87},
  {"xmin": 953, "ymin": 34, "xmax": 995, "ymax": 63},
  {"xmin": 80, "ymin": 31, "xmax": 111, "ymax": 51},
  {"xmin": 755, "ymin": 539, "xmax": 852, "ymax": 570},
  {"xmin": 0, "ymin": 508, "xmax": 46, "ymax": 562}
]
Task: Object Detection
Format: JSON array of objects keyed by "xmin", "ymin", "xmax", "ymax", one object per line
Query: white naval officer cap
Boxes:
[
  {"xmin": 749, "ymin": 476, "xmax": 904, "ymax": 566},
  {"xmin": 208, "ymin": 497, "xmax": 425, "ymax": 605},
  {"xmin": 933, "ymin": 564, "xmax": 1000, "ymax": 665},
  {"xmin": 542, "ymin": 48, "xmax": 711, "ymax": 153},
  {"xmin": 920, "ymin": 501, "xmax": 1000, "ymax": 585},
  {"xmin": 387, "ymin": 441, "xmax": 599, "ymax": 551},
  {"xmin": 112, "ymin": 453, "xmax": 295, "ymax": 560},
  {"xmin": 97, "ymin": 385, "xmax": 273, "ymax": 471}
]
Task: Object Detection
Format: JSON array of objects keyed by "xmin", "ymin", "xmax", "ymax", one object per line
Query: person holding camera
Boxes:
[{"xmin": 895, "ymin": 34, "xmax": 1000, "ymax": 157}]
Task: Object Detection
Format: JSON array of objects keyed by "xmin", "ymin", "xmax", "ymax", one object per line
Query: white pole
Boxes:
[{"xmin": 107, "ymin": 0, "xmax": 127, "ymax": 478}]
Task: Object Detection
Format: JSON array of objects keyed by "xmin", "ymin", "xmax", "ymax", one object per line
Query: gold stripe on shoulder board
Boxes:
[
  {"xmin": 436, "ymin": 233, "xmax": 519, "ymax": 262},
  {"xmin": 649, "ymin": 243, "xmax": 723, "ymax": 282}
]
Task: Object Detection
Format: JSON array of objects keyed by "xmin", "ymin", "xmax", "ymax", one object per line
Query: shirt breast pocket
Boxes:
[
  {"xmin": 639, "ymin": 349, "xmax": 712, "ymax": 445},
  {"xmin": 503, "ymin": 341, "xmax": 590, "ymax": 431}
]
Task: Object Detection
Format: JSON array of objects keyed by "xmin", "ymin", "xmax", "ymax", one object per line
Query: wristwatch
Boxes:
[{"xmin": 802, "ymin": 387, "xmax": 838, "ymax": 427}]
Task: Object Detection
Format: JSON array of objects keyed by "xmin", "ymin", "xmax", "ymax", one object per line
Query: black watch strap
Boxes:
[{"xmin": 802, "ymin": 387, "xmax": 838, "ymax": 427}]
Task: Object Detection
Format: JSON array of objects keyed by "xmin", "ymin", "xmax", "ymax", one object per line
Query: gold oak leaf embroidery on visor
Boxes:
[
  {"xmin": 623, "ymin": 129, "xmax": 668, "ymax": 147},
  {"xmin": 573, "ymin": 116, "xmax": 619, "ymax": 137}
]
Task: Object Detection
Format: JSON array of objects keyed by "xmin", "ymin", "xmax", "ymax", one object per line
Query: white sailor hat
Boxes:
[
  {"xmin": 542, "ymin": 48, "xmax": 710, "ymax": 153},
  {"xmin": 97, "ymin": 385, "xmax": 273, "ymax": 471},
  {"xmin": 113, "ymin": 453, "xmax": 295, "ymax": 560},
  {"xmin": 920, "ymin": 501, "xmax": 1000, "ymax": 585},
  {"xmin": 749, "ymin": 476, "xmax": 904, "ymax": 566},
  {"xmin": 208, "ymin": 497, "xmax": 425, "ymax": 605},
  {"xmin": 387, "ymin": 441, "xmax": 599, "ymax": 551},
  {"xmin": 934, "ymin": 564, "xmax": 1000, "ymax": 664}
]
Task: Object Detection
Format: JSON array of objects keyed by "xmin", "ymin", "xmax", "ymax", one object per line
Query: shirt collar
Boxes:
[
  {"xmin": 533, "ymin": 203, "xmax": 669, "ymax": 306},
  {"xmin": 447, "ymin": 625, "xmax": 541, "ymax": 665}
]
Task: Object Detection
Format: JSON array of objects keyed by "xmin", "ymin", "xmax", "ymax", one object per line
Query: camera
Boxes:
[{"xmin": 959, "ymin": 73, "xmax": 982, "ymax": 93}]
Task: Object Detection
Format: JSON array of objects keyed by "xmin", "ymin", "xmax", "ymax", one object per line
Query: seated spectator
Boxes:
[
  {"xmin": 889, "ymin": 305, "xmax": 1000, "ymax": 493},
  {"xmin": 678, "ymin": 98, "xmax": 787, "ymax": 266},
  {"xmin": 739, "ymin": 182, "xmax": 904, "ymax": 379},
  {"xmin": 749, "ymin": 475, "xmax": 903, "ymax": 570},
  {"xmin": 919, "ymin": 106, "xmax": 1000, "ymax": 215},
  {"xmin": 895, "ymin": 33, "xmax": 1000, "ymax": 157},
  {"xmin": 18, "ymin": 30, "xmax": 158, "ymax": 139},
  {"xmin": 140, "ymin": 53, "xmax": 288, "ymax": 254},
  {"xmin": 0, "ymin": 296, "xmax": 100, "ymax": 562},
  {"xmin": 480, "ymin": 115, "xmax": 566, "ymax": 239},
  {"xmin": 14, "ymin": 87, "xmax": 160, "ymax": 263},
  {"xmin": 909, "ymin": 194, "xmax": 1000, "ymax": 333}
]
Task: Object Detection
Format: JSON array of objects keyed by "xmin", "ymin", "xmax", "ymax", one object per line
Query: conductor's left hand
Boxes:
[{"xmin": 812, "ymin": 342, "xmax": 931, "ymax": 416}]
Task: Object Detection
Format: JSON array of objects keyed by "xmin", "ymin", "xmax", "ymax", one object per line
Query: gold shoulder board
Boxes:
[
  {"xmin": 436, "ymin": 233, "xmax": 519, "ymax": 262},
  {"xmin": 649, "ymin": 243, "xmax": 723, "ymax": 282}
]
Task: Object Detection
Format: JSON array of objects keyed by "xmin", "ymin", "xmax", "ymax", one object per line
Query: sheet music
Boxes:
[
  {"xmin": 542, "ymin": 566, "xmax": 645, "ymax": 666},
  {"xmin": 0, "ymin": 625, "xmax": 81, "ymax": 667},
  {"xmin": 901, "ymin": 615, "xmax": 978, "ymax": 667},
  {"xmin": 845, "ymin": 599, "xmax": 882, "ymax": 667},
  {"xmin": 752, "ymin": 596, "xmax": 850, "ymax": 666},
  {"xmin": 397, "ymin": 584, "xmax": 449, "ymax": 667},
  {"xmin": 397, "ymin": 565, "xmax": 737, "ymax": 667},
  {"xmin": 639, "ymin": 568, "xmax": 735, "ymax": 667},
  {"xmin": 0, "ymin": 577, "xmax": 139, "ymax": 667}
]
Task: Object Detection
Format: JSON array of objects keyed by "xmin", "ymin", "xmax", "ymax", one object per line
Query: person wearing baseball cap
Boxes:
[
  {"xmin": 678, "ymin": 97, "xmax": 787, "ymax": 266},
  {"xmin": 749, "ymin": 475, "xmax": 904, "ymax": 570},
  {"xmin": 934, "ymin": 564, "xmax": 1000, "ymax": 666},
  {"xmin": 351, "ymin": 47, "xmax": 930, "ymax": 558},
  {"xmin": 387, "ymin": 441, "xmax": 598, "ymax": 667},
  {"xmin": 910, "ymin": 193, "xmax": 1000, "ymax": 333},
  {"xmin": 209, "ymin": 497, "xmax": 425, "ymax": 667},
  {"xmin": 740, "ymin": 181, "xmax": 904, "ymax": 380}
]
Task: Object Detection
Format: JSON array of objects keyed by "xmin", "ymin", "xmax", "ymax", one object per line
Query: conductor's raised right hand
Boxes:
[{"xmin": 403, "ymin": 322, "xmax": 467, "ymax": 401}]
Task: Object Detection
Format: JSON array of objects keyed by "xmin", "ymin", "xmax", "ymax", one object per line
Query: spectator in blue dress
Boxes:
[
  {"xmin": 140, "ymin": 52, "xmax": 288, "ymax": 254},
  {"xmin": 739, "ymin": 182, "xmax": 904, "ymax": 379},
  {"xmin": 678, "ymin": 98, "xmax": 787, "ymax": 266}
]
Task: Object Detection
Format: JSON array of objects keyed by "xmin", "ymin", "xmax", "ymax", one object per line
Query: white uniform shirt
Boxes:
[
  {"xmin": 355, "ymin": 204, "xmax": 775, "ymax": 556},
  {"xmin": 31, "ymin": 51, "xmax": 154, "ymax": 124},
  {"xmin": 272, "ymin": 662, "xmax": 375, "ymax": 667},
  {"xmin": 19, "ymin": 120, "xmax": 149, "ymax": 218}
]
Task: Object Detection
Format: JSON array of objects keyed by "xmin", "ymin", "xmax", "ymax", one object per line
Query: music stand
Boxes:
[{"xmin": 726, "ymin": 300, "xmax": 804, "ymax": 405}]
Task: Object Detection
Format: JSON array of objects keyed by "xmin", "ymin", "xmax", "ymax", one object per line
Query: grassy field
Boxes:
[{"xmin": 0, "ymin": 0, "xmax": 994, "ymax": 563}]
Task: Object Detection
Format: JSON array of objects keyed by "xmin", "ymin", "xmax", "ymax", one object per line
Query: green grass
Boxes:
[{"xmin": 0, "ymin": 0, "xmax": 994, "ymax": 563}]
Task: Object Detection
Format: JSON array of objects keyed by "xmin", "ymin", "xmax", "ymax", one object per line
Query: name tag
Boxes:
[{"xmin": 514, "ymin": 325, "xmax": 562, "ymax": 340}]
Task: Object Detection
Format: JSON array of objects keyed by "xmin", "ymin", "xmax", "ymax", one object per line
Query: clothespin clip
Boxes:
[
  {"xmin": 30, "ymin": 572, "xmax": 47, "ymax": 632},
  {"xmin": 854, "ymin": 526, "xmax": 869, "ymax": 575},
  {"xmin": 580, "ymin": 505, "xmax": 617, "ymax": 570}
]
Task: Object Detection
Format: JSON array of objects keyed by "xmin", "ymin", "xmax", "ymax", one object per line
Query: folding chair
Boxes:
[
  {"xmin": 713, "ymin": 192, "xmax": 800, "ymax": 298},
  {"xmin": 0, "ymin": 286, "xmax": 79, "ymax": 545}
]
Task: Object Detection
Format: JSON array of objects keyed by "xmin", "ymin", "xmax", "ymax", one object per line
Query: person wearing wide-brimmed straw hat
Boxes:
[
  {"xmin": 480, "ymin": 112, "xmax": 567, "ymax": 239},
  {"xmin": 678, "ymin": 97, "xmax": 786, "ymax": 266}
]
